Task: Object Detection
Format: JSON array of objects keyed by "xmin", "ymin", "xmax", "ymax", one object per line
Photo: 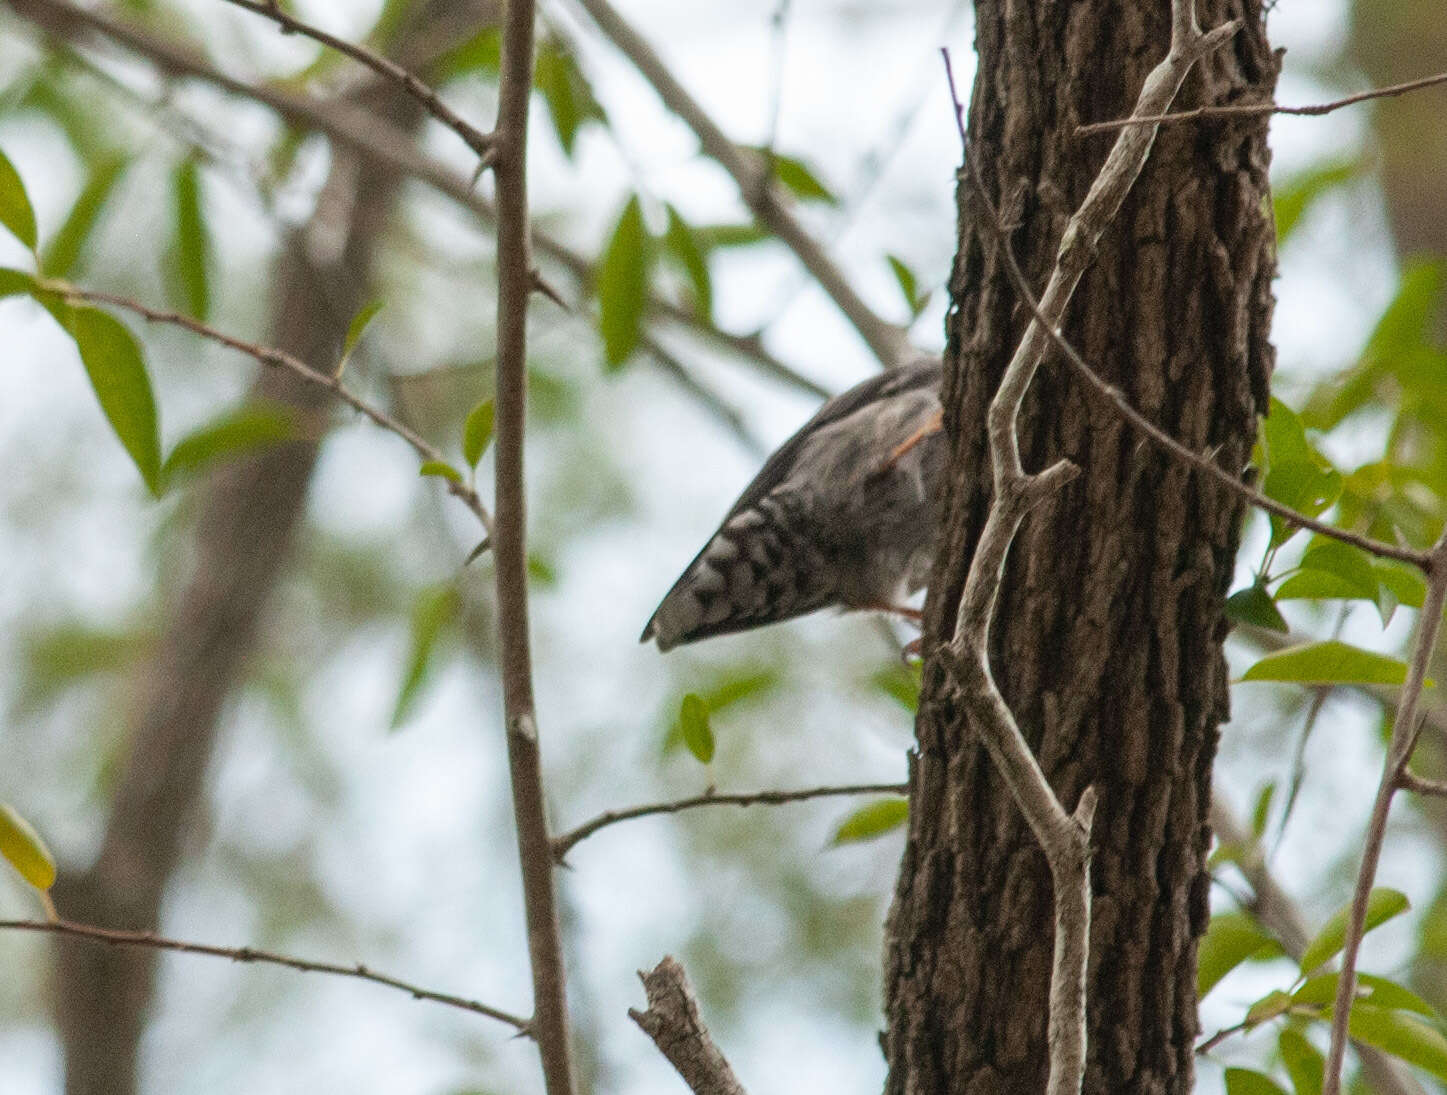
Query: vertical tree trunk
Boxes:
[{"xmin": 883, "ymin": 3, "xmax": 1276, "ymax": 1092}]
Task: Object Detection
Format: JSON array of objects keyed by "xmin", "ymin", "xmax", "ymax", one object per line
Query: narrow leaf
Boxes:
[
  {"xmin": 43, "ymin": 156, "xmax": 127, "ymax": 277},
  {"xmin": 762, "ymin": 151, "xmax": 837, "ymax": 205},
  {"xmin": 341, "ymin": 299, "xmax": 384, "ymax": 363},
  {"xmin": 172, "ymin": 157, "xmax": 210, "ymax": 319},
  {"xmin": 1224, "ymin": 1068, "xmax": 1288, "ymax": 1095},
  {"xmin": 463, "ymin": 398, "xmax": 495, "ymax": 468},
  {"xmin": 0, "ymin": 803, "xmax": 56, "ymax": 890},
  {"xmin": 1348, "ymin": 1005, "xmax": 1447, "ymax": 1081},
  {"xmin": 1292, "ymin": 972, "xmax": 1436, "ymax": 1018},
  {"xmin": 597, "ymin": 195, "xmax": 650, "ymax": 369},
  {"xmin": 663, "ymin": 206, "xmax": 712, "ymax": 321},
  {"xmin": 1245, "ymin": 989, "xmax": 1295, "ymax": 1027},
  {"xmin": 0, "ymin": 146, "xmax": 38, "ymax": 251},
  {"xmin": 1274, "ymin": 159, "xmax": 1359, "ymax": 246},
  {"xmin": 1278, "ymin": 1028, "xmax": 1323, "ymax": 1095},
  {"xmin": 390, "ymin": 586, "xmax": 461, "ymax": 730},
  {"xmin": 1198, "ymin": 910, "xmax": 1280, "ymax": 998},
  {"xmin": 887, "ymin": 254, "xmax": 924, "ymax": 316},
  {"xmin": 1299, "ymin": 888, "xmax": 1410, "ymax": 975},
  {"xmin": 1225, "ymin": 584, "xmax": 1289, "ymax": 632},
  {"xmin": 64, "ymin": 307, "xmax": 162, "ymax": 494},
  {"xmin": 871, "ymin": 663, "xmax": 921, "ymax": 713},
  {"xmin": 419, "ymin": 460, "xmax": 463, "ymax": 483},
  {"xmin": 161, "ymin": 404, "xmax": 297, "ymax": 486},
  {"xmin": 1241, "ymin": 641, "xmax": 1415, "ymax": 688},
  {"xmin": 832, "ymin": 798, "xmax": 909, "ymax": 844},
  {"xmin": 679, "ymin": 693, "xmax": 714, "ymax": 764}
]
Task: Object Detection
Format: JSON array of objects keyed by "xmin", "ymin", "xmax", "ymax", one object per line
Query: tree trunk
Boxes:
[{"xmin": 882, "ymin": 2, "xmax": 1276, "ymax": 1092}]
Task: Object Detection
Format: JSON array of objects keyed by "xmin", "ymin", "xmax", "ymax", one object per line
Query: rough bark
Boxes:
[
  {"xmin": 43, "ymin": 6, "xmax": 469, "ymax": 1089},
  {"xmin": 883, "ymin": 2, "xmax": 1276, "ymax": 1092}
]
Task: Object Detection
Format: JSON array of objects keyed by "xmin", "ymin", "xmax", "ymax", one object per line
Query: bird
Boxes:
[{"xmin": 641, "ymin": 357, "xmax": 946, "ymax": 651}]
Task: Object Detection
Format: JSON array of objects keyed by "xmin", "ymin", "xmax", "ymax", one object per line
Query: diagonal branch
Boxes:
[
  {"xmin": 1077, "ymin": 68, "xmax": 1447, "ymax": 136},
  {"xmin": 570, "ymin": 0, "xmax": 916, "ymax": 370},
  {"xmin": 52, "ymin": 283, "xmax": 494, "ymax": 537},
  {"xmin": 0, "ymin": 918, "xmax": 532, "ymax": 1032},
  {"xmin": 551, "ymin": 781, "xmax": 907, "ymax": 862},
  {"xmin": 630, "ymin": 957, "xmax": 748, "ymax": 1095},
  {"xmin": 216, "ymin": 0, "xmax": 496, "ymax": 162},
  {"xmin": 491, "ymin": 0, "xmax": 576, "ymax": 1091},
  {"xmin": 938, "ymin": 5, "xmax": 1241, "ymax": 1090}
]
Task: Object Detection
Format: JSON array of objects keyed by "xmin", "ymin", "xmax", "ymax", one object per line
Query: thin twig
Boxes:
[
  {"xmin": 630, "ymin": 957, "xmax": 748, "ymax": 1095},
  {"xmin": 570, "ymin": 0, "xmax": 916, "ymax": 370},
  {"xmin": 939, "ymin": 4, "xmax": 1239, "ymax": 1089},
  {"xmin": 1323, "ymin": 529, "xmax": 1447, "ymax": 1095},
  {"xmin": 51, "ymin": 283, "xmax": 493, "ymax": 537},
  {"xmin": 1077, "ymin": 69, "xmax": 1447, "ymax": 136},
  {"xmin": 1398, "ymin": 769, "xmax": 1447, "ymax": 799},
  {"xmin": 491, "ymin": 0, "xmax": 576, "ymax": 1091},
  {"xmin": 552, "ymin": 782, "xmax": 907, "ymax": 861},
  {"xmin": 0, "ymin": 918, "xmax": 531, "ymax": 1031},
  {"xmin": 216, "ymin": 0, "xmax": 496, "ymax": 162},
  {"xmin": 4, "ymin": 0, "xmax": 828, "ymax": 402}
]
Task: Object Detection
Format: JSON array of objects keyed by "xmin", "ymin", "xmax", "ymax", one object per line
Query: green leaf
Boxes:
[
  {"xmin": 1252, "ymin": 782, "xmax": 1276, "ymax": 839},
  {"xmin": 700, "ymin": 669, "xmax": 780, "ymax": 711},
  {"xmin": 0, "ymin": 265, "xmax": 36, "ymax": 300},
  {"xmin": 691, "ymin": 222, "xmax": 772, "ymax": 250},
  {"xmin": 534, "ymin": 41, "xmax": 606, "ymax": 157},
  {"xmin": 759, "ymin": 150, "xmax": 838, "ymax": 205},
  {"xmin": 0, "ymin": 803, "xmax": 56, "ymax": 890},
  {"xmin": 340, "ymin": 299, "xmax": 384, "ymax": 367},
  {"xmin": 463, "ymin": 398, "xmax": 495, "ymax": 468},
  {"xmin": 419, "ymin": 460, "xmax": 463, "ymax": 483},
  {"xmin": 1241, "ymin": 641, "xmax": 1414, "ymax": 688},
  {"xmin": 663, "ymin": 206, "xmax": 712, "ymax": 321},
  {"xmin": 64, "ymin": 307, "xmax": 162, "ymax": 494},
  {"xmin": 887, "ymin": 254, "xmax": 925, "ymax": 317},
  {"xmin": 1276, "ymin": 540, "xmax": 1380, "ymax": 603},
  {"xmin": 1224, "ymin": 1068, "xmax": 1288, "ymax": 1095},
  {"xmin": 0, "ymin": 146, "xmax": 38, "ymax": 252},
  {"xmin": 1197, "ymin": 911, "xmax": 1280, "ymax": 998},
  {"xmin": 1263, "ymin": 397, "xmax": 1314, "ymax": 469},
  {"xmin": 390, "ymin": 585, "xmax": 461, "ymax": 730},
  {"xmin": 172, "ymin": 157, "xmax": 210, "ymax": 319},
  {"xmin": 1263, "ymin": 461, "xmax": 1342, "ymax": 548},
  {"xmin": 679, "ymin": 693, "xmax": 714, "ymax": 764},
  {"xmin": 1292, "ymin": 972, "xmax": 1435, "ymax": 1018},
  {"xmin": 1278, "ymin": 1028, "xmax": 1323, "ymax": 1095},
  {"xmin": 871, "ymin": 663, "xmax": 921, "ymax": 712},
  {"xmin": 43, "ymin": 156, "xmax": 127, "ymax": 277},
  {"xmin": 597, "ymin": 196, "xmax": 650, "ymax": 369},
  {"xmin": 161, "ymin": 404, "xmax": 297, "ymax": 486},
  {"xmin": 1274, "ymin": 159, "xmax": 1359, "ymax": 246},
  {"xmin": 1225, "ymin": 584, "xmax": 1289, "ymax": 632},
  {"xmin": 1246, "ymin": 989, "xmax": 1296, "ymax": 1026},
  {"xmin": 527, "ymin": 553, "xmax": 557, "ymax": 586},
  {"xmin": 1348, "ymin": 1005, "xmax": 1447, "ymax": 1081},
  {"xmin": 1299, "ymin": 888, "xmax": 1410, "ymax": 975},
  {"xmin": 832, "ymin": 798, "xmax": 909, "ymax": 844},
  {"xmin": 1375, "ymin": 561, "xmax": 1427, "ymax": 611}
]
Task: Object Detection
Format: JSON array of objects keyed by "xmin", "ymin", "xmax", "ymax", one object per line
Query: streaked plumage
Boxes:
[{"xmin": 642, "ymin": 358, "xmax": 946, "ymax": 651}]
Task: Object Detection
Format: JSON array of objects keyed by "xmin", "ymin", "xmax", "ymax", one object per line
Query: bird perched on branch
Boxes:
[{"xmin": 642, "ymin": 358, "xmax": 946, "ymax": 651}]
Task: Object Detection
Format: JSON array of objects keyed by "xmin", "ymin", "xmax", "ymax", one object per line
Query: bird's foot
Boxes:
[{"xmin": 878, "ymin": 408, "xmax": 944, "ymax": 474}]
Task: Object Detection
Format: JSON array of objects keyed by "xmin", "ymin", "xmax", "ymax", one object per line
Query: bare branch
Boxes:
[
  {"xmin": 630, "ymin": 957, "xmax": 748, "ymax": 1095},
  {"xmin": 570, "ymin": 0, "xmax": 916, "ymax": 370},
  {"xmin": 1398, "ymin": 769, "xmax": 1447, "ymax": 799},
  {"xmin": 1325, "ymin": 528, "xmax": 1447, "ymax": 1095},
  {"xmin": 492, "ymin": 0, "xmax": 577, "ymax": 1091},
  {"xmin": 3, "ymin": 0, "xmax": 829, "ymax": 402},
  {"xmin": 216, "ymin": 0, "xmax": 496, "ymax": 162},
  {"xmin": 1077, "ymin": 69, "xmax": 1447, "ymax": 136},
  {"xmin": 939, "ymin": 5, "xmax": 1240, "ymax": 1090},
  {"xmin": 0, "ymin": 918, "xmax": 531, "ymax": 1031},
  {"xmin": 552, "ymin": 782, "xmax": 908, "ymax": 862},
  {"xmin": 50, "ymin": 283, "xmax": 494, "ymax": 538}
]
